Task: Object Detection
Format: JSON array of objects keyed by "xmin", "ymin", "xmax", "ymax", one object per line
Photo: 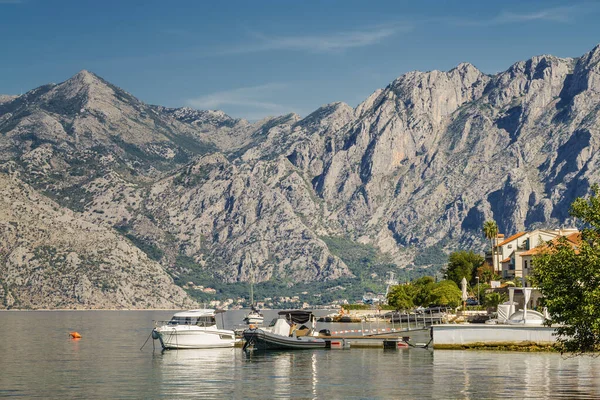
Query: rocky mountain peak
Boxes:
[
  {"xmin": 31, "ymin": 69, "xmax": 130, "ymax": 116},
  {"xmin": 160, "ymin": 106, "xmax": 241, "ymax": 128},
  {"xmin": 380, "ymin": 64, "xmax": 490, "ymax": 127},
  {"xmin": 355, "ymin": 89, "xmax": 385, "ymax": 117},
  {"xmin": 295, "ymin": 101, "xmax": 354, "ymax": 131},
  {"xmin": 580, "ymin": 43, "xmax": 600, "ymax": 65},
  {"xmin": 450, "ymin": 62, "xmax": 483, "ymax": 78},
  {"xmin": 58, "ymin": 69, "xmax": 110, "ymax": 96},
  {"xmin": 71, "ymin": 69, "xmax": 101, "ymax": 84},
  {"xmin": 257, "ymin": 112, "xmax": 301, "ymax": 127}
]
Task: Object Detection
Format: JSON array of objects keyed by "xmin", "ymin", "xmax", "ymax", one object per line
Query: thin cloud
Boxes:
[
  {"xmin": 186, "ymin": 83, "xmax": 296, "ymax": 120},
  {"xmin": 453, "ymin": 5, "xmax": 585, "ymax": 27},
  {"xmin": 222, "ymin": 24, "xmax": 407, "ymax": 55},
  {"xmin": 493, "ymin": 5, "xmax": 583, "ymax": 24}
]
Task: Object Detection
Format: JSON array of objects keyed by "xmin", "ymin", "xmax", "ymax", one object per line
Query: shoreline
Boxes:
[
  {"xmin": 433, "ymin": 342, "xmax": 558, "ymax": 351},
  {"xmin": 0, "ymin": 308, "xmax": 188, "ymax": 312}
]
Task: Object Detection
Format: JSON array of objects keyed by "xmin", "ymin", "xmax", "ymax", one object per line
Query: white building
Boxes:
[{"xmin": 495, "ymin": 228, "xmax": 578, "ymax": 280}]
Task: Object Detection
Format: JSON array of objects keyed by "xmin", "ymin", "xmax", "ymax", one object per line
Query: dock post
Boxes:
[
  {"xmin": 383, "ymin": 338, "xmax": 408, "ymax": 350},
  {"xmin": 399, "ymin": 313, "xmax": 403, "ymax": 331}
]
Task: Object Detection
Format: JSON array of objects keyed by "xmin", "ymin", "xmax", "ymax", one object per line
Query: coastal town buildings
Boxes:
[{"xmin": 489, "ymin": 228, "xmax": 579, "ymax": 283}]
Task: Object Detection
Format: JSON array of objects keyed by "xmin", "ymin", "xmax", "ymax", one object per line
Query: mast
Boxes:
[
  {"xmin": 385, "ymin": 271, "xmax": 398, "ymax": 297},
  {"xmin": 250, "ymin": 278, "xmax": 254, "ymax": 307}
]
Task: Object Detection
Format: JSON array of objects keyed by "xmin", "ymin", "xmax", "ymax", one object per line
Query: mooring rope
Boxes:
[
  {"xmin": 140, "ymin": 330, "xmax": 153, "ymax": 351},
  {"xmin": 242, "ymin": 330, "xmax": 257, "ymax": 351}
]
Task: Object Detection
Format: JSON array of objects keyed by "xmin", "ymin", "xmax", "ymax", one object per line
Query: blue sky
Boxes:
[{"xmin": 1, "ymin": 0, "xmax": 599, "ymax": 120}]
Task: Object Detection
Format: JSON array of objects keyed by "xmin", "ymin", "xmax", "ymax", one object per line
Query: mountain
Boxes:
[
  {"xmin": 0, "ymin": 172, "xmax": 194, "ymax": 309},
  {"xmin": 0, "ymin": 95, "xmax": 17, "ymax": 105},
  {"xmin": 2, "ymin": 44, "xmax": 600, "ymax": 308}
]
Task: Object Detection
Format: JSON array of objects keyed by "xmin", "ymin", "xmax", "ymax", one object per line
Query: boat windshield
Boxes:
[{"xmin": 168, "ymin": 316, "xmax": 216, "ymax": 326}]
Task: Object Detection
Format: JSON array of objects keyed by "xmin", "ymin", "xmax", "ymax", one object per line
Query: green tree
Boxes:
[
  {"xmin": 531, "ymin": 184, "xmax": 600, "ymax": 354},
  {"xmin": 483, "ymin": 220, "xmax": 499, "ymax": 274},
  {"xmin": 484, "ymin": 291, "xmax": 507, "ymax": 309},
  {"xmin": 476, "ymin": 263, "xmax": 496, "ymax": 284},
  {"xmin": 386, "ymin": 284, "xmax": 415, "ymax": 310},
  {"xmin": 474, "ymin": 282, "xmax": 490, "ymax": 305},
  {"xmin": 430, "ymin": 280, "xmax": 462, "ymax": 307},
  {"xmin": 445, "ymin": 250, "xmax": 484, "ymax": 287},
  {"xmin": 413, "ymin": 276, "xmax": 436, "ymax": 306}
]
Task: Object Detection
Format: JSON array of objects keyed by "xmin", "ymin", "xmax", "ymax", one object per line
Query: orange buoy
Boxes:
[{"xmin": 69, "ymin": 331, "xmax": 82, "ymax": 339}]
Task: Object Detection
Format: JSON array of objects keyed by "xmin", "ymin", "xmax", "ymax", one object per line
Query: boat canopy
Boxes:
[
  {"xmin": 278, "ymin": 310, "xmax": 313, "ymax": 324},
  {"xmin": 173, "ymin": 309, "xmax": 216, "ymax": 318}
]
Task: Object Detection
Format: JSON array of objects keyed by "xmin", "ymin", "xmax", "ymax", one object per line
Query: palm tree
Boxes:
[{"xmin": 483, "ymin": 220, "xmax": 499, "ymax": 275}]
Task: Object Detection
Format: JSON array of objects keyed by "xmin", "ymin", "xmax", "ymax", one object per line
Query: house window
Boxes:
[{"xmin": 507, "ymin": 244, "xmax": 512, "ymax": 249}]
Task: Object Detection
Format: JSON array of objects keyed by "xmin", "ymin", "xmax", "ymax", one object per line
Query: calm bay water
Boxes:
[{"xmin": 0, "ymin": 310, "xmax": 599, "ymax": 399}]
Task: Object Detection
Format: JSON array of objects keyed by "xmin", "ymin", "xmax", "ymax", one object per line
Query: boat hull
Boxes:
[
  {"xmin": 242, "ymin": 328, "xmax": 326, "ymax": 350},
  {"xmin": 154, "ymin": 327, "xmax": 236, "ymax": 350}
]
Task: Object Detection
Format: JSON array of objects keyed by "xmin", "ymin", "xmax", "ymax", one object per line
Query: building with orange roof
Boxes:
[
  {"xmin": 519, "ymin": 231, "xmax": 581, "ymax": 285},
  {"xmin": 496, "ymin": 228, "xmax": 579, "ymax": 281}
]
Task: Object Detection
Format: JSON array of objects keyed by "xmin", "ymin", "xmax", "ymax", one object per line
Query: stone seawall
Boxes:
[{"xmin": 433, "ymin": 324, "xmax": 558, "ymax": 350}]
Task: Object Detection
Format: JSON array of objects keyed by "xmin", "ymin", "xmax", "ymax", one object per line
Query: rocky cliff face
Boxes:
[
  {"xmin": 0, "ymin": 172, "xmax": 195, "ymax": 309},
  {"xmin": 2, "ymin": 45, "xmax": 600, "ymax": 308}
]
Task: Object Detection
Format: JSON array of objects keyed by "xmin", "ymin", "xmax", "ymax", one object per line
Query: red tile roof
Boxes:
[
  {"xmin": 497, "ymin": 232, "xmax": 527, "ymax": 247},
  {"xmin": 520, "ymin": 232, "xmax": 581, "ymax": 256},
  {"xmin": 501, "ymin": 257, "xmax": 511, "ymax": 263},
  {"xmin": 520, "ymin": 247, "xmax": 540, "ymax": 256},
  {"xmin": 565, "ymin": 232, "xmax": 581, "ymax": 245}
]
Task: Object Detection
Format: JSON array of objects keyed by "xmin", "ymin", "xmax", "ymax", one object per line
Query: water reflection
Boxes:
[
  {"xmin": 1, "ymin": 311, "xmax": 599, "ymax": 399},
  {"xmin": 238, "ymin": 351, "xmax": 318, "ymax": 399},
  {"xmin": 433, "ymin": 351, "xmax": 600, "ymax": 399},
  {"xmin": 155, "ymin": 348, "xmax": 237, "ymax": 398}
]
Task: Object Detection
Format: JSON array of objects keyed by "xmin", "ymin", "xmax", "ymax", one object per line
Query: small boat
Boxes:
[
  {"xmin": 243, "ymin": 279, "xmax": 264, "ymax": 325},
  {"xmin": 505, "ymin": 309, "xmax": 546, "ymax": 325},
  {"xmin": 243, "ymin": 306, "xmax": 264, "ymax": 325},
  {"xmin": 333, "ymin": 314, "xmax": 363, "ymax": 323},
  {"xmin": 152, "ymin": 309, "xmax": 236, "ymax": 350},
  {"xmin": 316, "ymin": 308, "xmax": 362, "ymax": 323},
  {"xmin": 242, "ymin": 310, "xmax": 326, "ymax": 351}
]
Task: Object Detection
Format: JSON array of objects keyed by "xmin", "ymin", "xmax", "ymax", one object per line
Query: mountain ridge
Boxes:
[{"xmin": 1, "ymin": 44, "xmax": 599, "ymax": 308}]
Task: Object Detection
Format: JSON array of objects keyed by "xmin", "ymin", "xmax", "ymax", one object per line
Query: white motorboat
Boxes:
[
  {"xmin": 243, "ymin": 306, "xmax": 264, "ymax": 325},
  {"xmin": 243, "ymin": 279, "xmax": 264, "ymax": 325},
  {"xmin": 505, "ymin": 309, "xmax": 546, "ymax": 325},
  {"xmin": 152, "ymin": 309, "xmax": 236, "ymax": 350}
]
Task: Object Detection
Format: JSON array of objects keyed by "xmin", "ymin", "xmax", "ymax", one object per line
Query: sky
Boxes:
[{"xmin": 1, "ymin": 0, "xmax": 599, "ymax": 121}]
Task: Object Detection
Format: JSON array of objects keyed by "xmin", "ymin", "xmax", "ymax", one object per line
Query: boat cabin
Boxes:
[{"xmin": 167, "ymin": 309, "xmax": 217, "ymax": 327}]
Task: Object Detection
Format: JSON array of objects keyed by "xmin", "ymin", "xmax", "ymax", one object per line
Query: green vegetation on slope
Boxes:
[{"xmin": 169, "ymin": 237, "xmax": 406, "ymax": 306}]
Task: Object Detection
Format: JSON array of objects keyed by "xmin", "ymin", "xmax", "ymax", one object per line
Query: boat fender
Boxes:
[
  {"xmin": 151, "ymin": 329, "xmax": 160, "ymax": 340},
  {"xmin": 69, "ymin": 331, "xmax": 81, "ymax": 339}
]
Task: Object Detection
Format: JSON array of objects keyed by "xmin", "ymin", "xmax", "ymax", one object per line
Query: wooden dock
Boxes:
[{"xmin": 320, "ymin": 327, "xmax": 432, "ymax": 349}]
